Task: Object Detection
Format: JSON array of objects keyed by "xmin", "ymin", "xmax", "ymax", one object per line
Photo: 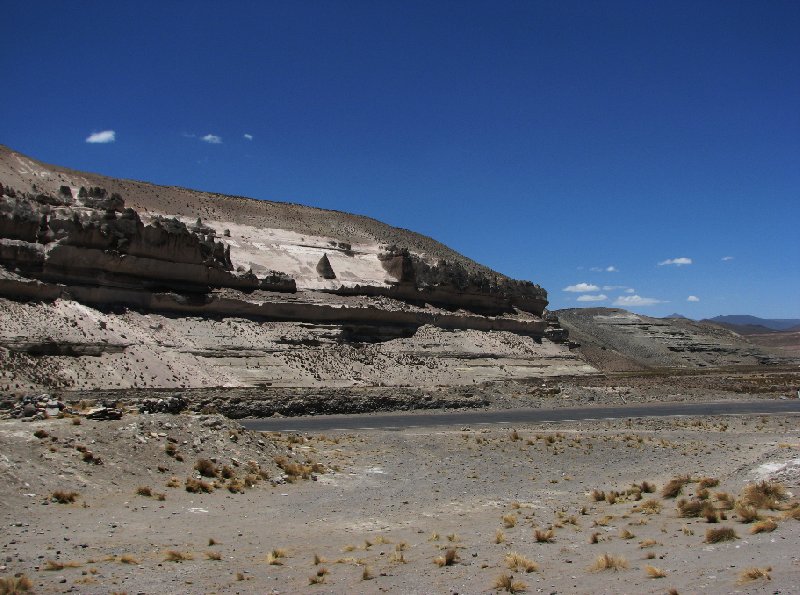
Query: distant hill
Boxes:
[
  {"xmin": 663, "ymin": 313, "xmax": 690, "ymax": 320},
  {"xmin": 706, "ymin": 315, "xmax": 800, "ymax": 332},
  {"xmin": 555, "ymin": 308, "xmax": 793, "ymax": 371}
]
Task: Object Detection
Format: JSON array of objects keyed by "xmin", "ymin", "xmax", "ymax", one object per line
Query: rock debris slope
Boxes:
[{"xmin": 0, "ymin": 145, "xmax": 592, "ymax": 396}]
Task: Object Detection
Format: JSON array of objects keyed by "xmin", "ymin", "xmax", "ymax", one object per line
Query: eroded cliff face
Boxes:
[{"xmin": 0, "ymin": 146, "xmax": 586, "ymax": 395}]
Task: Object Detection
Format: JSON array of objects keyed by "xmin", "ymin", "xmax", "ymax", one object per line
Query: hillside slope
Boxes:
[
  {"xmin": 557, "ymin": 308, "xmax": 795, "ymax": 371},
  {"xmin": 0, "ymin": 145, "xmax": 592, "ymax": 398}
]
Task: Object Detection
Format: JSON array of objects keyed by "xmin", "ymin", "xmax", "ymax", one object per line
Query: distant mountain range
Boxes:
[{"xmin": 706, "ymin": 315, "xmax": 800, "ymax": 333}]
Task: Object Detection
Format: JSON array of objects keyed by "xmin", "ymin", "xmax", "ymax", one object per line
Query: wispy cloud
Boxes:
[
  {"xmin": 602, "ymin": 285, "xmax": 632, "ymax": 292},
  {"xmin": 577, "ymin": 294, "xmax": 608, "ymax": 302},
  {"xmin": 243, "ymin": 133, "xmax": 253, "ymax": 140},
  {"xmin": 658, "ymin": 257, "xmax": 692, "ymax": 266},
  {"xmin": 687, "ymin": 295, "xmax": 700, "ymax": 302},
  {"xmin": 721, "ymin": 256, "xmax": 734, "ymax": 261},
  {"xmin": 613, "ymin": 294, "xmax": 664, "ymax": 307},
  {"xmin": 590, "ymin": 265, "xmax": 618, "ymax": 272},
  {"xmin": 624, "ymin": 288, "xmax": 635, "ymax": 293},
  {"xmin": 201, "ymin": 134, "xmax": 222, "ymax": 144},
  {"xmin": 86, "ymin": 130, "xmax": 115, "ymax": 144},
  {"xmin": 563, "ymin": 282, "xmax": 600, "ymax": 293}
]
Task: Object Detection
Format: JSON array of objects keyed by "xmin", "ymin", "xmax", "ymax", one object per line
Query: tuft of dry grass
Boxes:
[
  {"xmin": 118, "ymin": 554, "xmax": 139, "ymax": 565},
  {"xmin": 715, "ymin": 492, "xmax": 735, "ymax": 510},
  {"xmin": 735, "ymin": 504, "xmax": 761, "ymax": 523},
  {"xmin": 434, "ymin": 548, "xmax": 459, "ymax": 567},
  {"xmin": 166, "ymin": 476, "xmax": 181, "ymax": 488},
  {"xmin": 589, "ymin": 532, "xmax": 601, "ymax": 544},
  {"xmin": 227, "ymin": 478, "xmax": 245, "ymax": 493},
  {"xmin": 503, "ymin": 513, "xmax": 518, "ymax": 528},
  {"xmin": 638, "ymin": 481, "xmax": 656, "ymax": 493},
  {"xmin": 645, "ymin": 565, "xmax": 667, "ymax": 578},
  {"xmin": 589, "ymin": 553, "xmax": 628, "ymax": 572},
  {"xmin": 0, "ymin": 574, "xmax": 33, "ymax": 593},
  {"xmin": 135, "ymin": 486, "xmax": 153, "ymax": 497},
  {"xmin": 698, "ymin": 477, "xmax": 720, "ymax": 489},
  {"xmin": 493, "ymin": 572, "xmax": 527, "ymax": 593},
  {"xmin": 738, "ymin": 566, "xmax": 772, "ymax": 583},
  {"xmin": 619, "ymin": 529, "xmax": 635, "ymax": 540},
  {"xmin": 590, "ymin": 489, "xmax": 606, "ymax": 502},
  {"xmin": 185, "ymin": 478, "xmax": 213, "ymax": 493},
  {"xmin": 164, "ymin": 551, "xmax": 192, "ymax": 562},
  {"xmin": 741, "ymin": 481, "xmax": 787, "ymax": 510},
  {"xmin": 194, "ymin": 458, "xmax": 218, "ymax": 478},
  {"xmin": 505, "ymin": 552, "xmax": 538, "ymax": 573},
  {"xmin": 534, "ymin": 529, "xmax": 555, "ymax": 543},
  {"xmin": 661, "ymin": 476, "xmax": 690, "ymax": 499},
  {"xmin": 494, "ymin": 529, "xmax": 506, "ymax": 544},
  {"xmin": 390, "ymin": 547, "xmax": 407, "ymax": 564},
  {"xmin": 308, "ymin": 567, "xmax": 329, "ymax": 584},
  {"xmin": 43, "ymin": 560, "xmax": 82, "ymax": 571},
  {"xmin": 677, "ymin": 498, "xmax": 715, "ymax": 519},
  {"xmin": 750, "ymin": 518, "xmax": 778, "ymax": 534},
  {"xmin": 782, "ymin": 505, "xmax": 800, "ymax": 521},
  {"xmin": 266, "ymin": 549, "xmax": 288, "ymax": 565},
  {"xmin": 205, "ymin": 551, "xmax": 222, "ymax": 561},
  {"xmin": 51, "ymin": 490, "xmax": 79, "ymax": 504},
  {"xmin": 637, "ymin": 498, "xmax": 662, "ymax": 515},
  {"xmin": 274, "ymin": 456, "xmax": 318, "ymax": 480},
  {"xmin": 704, "ymin": 527, "xmax": 738, "ymax": 543},
  {"xmin": 361, "ymin": 565, "xmax": 374, "ymax": 580}
]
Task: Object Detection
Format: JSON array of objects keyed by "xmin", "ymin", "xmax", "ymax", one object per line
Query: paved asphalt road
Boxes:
[{"xmin": 240, "ymin": 399, "xmax": 800, "ymax": 433}]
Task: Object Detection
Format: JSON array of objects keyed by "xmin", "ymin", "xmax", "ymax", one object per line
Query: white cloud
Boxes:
[
  {"xmin": 721, "ymin": 256, "xmax": 734, "ymax": 261},
  {"xmin": 625, "ymin": 288, "xmax": 635, "ymax": 293},
  {"xmin": 85, "ymin": 130, "xmax": 115, "ymax": 144},
  {"xmin": 577, "ymin": 294, "xmax": 608, "ymax": 302},
  {"xmin": 602, "ymin": 285, "xmax": 632, "ymax": 292},
  {"xmin": 563, "ymin": 283, "xmax": 600, "ymax": 293},
  {"xmin": 687, "ymin": 295, "xmax": 700, "ymax": 302},
  {"xmin": 613, "ymin": 295, "xmax": 664, "ymax": 307},
  {"xmin": 202, "ymin": 134, "xmax": 222, "ymax": 144},
  {"xmin": 243, "ymin": 133, "xmax": 253, "ymax": 140},
  {"xmin": 658, "ymin": 257, "xmax": 692, "ymax": 266},
  {"xmin": 589, "ymin": 265, "xmax": 618, "ymax": 272}
]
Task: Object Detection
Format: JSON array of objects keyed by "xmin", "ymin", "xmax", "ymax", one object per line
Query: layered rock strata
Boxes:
[{"xmin": 0, "ymin": 146, "xmax": 588, "ymax": 395}]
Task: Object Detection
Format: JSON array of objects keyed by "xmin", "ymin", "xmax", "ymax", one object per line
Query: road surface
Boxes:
[{"xmin": 240, "ymin": 398, "xmax": 800, "ymax": 433}]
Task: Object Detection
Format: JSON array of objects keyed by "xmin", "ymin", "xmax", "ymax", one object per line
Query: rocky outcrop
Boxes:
[
  {"xmin": 0, "ymin": 188, "xmax": 297, "ymax": 295},
  {"xmin": 373, "ymin": 245, "xmax": 548, "ymax": 315},
  {"xmin": 316, "ymin": 253, "xmax": 336, "ymax": 279}
]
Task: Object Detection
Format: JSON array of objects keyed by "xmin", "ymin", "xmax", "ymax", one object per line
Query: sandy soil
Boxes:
[{"xmin": 2, "ymin": 398, "xmax": 799, "ymax": 594}]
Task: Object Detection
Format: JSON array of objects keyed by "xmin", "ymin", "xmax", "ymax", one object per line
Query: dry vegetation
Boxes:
[
  {"xmin": 590, "ymin": 553, "xmax": 628, "ymax": 572},
  {"xmin": 3, "ymin": 406, "xmax": 799, "ymax": 593}
]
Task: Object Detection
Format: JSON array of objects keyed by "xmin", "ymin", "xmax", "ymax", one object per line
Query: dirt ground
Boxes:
[{"xmin": 2, "ymin": 395, "xmax": 799, "ymax": 594}]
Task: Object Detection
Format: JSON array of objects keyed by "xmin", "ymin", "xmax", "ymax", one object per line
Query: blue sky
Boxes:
[{"xmin": 2, "ymin": 1, "xmax": 798, "ymax": 318}]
